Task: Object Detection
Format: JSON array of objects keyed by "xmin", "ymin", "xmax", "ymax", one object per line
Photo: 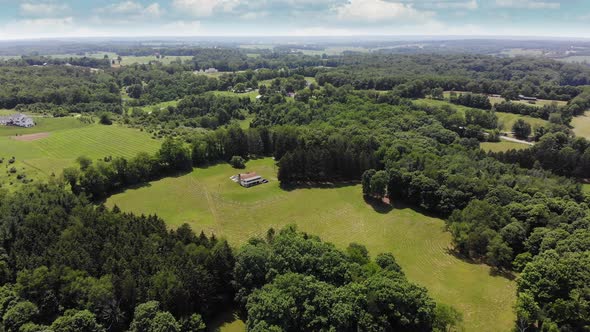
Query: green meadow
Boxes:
[
  {"xmin": 0, "ymin": 118, "xmax": 160, "ymax": 190},
  {"xmin": 107, "ymin": 158, "xmax": 516, "ymax": 332},
  {"xmin": 571, "ymin": 111, "xmax": 590, "ymax": 139},
  {"xmin": 480, "ymin": 141, "xmax": 530, "ymax": 152}
]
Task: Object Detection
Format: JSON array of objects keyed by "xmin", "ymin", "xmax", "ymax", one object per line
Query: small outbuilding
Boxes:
[{"xmin": 238, "ymin": 172, "xmax": 263, "ymax": 188}]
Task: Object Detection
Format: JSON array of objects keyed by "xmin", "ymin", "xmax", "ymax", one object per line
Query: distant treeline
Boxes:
[
  {"xmin": 1, "ymin": 56, "xmax": 111, "ymax": 69},
  {"xmin": 0, "ymin": 66, "xmax": 121, "ymax": 112}
]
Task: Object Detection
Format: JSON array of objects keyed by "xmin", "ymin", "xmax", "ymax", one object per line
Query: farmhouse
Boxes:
[
  {"xmin": 237, "ymin": 172, "xmax": 264, "ymax": 188},
  {"xmin": 0, "ymin": 114, "xmax": 35, "ymax": 128}
]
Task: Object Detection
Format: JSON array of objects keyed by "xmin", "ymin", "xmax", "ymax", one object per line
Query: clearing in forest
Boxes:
[{"xmin": 106, "ymin": 158, "xmax": 516, "ymax": 332}]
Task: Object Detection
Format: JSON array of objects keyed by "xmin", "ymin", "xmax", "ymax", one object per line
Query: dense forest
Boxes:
[{"xmin": 1, "ymin": 48, "xmax": 590, "ymax": 331}]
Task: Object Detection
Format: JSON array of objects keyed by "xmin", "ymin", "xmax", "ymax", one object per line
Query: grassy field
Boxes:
[
  {"xmin": 211, "ymin": 90, "xmax": 259, "ymax": 101},
  {"xmin": 496, "ymin": 112, "xmax": 548, "ymax": 131},
  {"xmin": 571, "ymin": 111, "xmax": 590, "ymax": 139},
  {"xmin": 106, "ymin": 158, "xmax": 516, "ymax": 332},
  {"xmin": 416, "ymin": 98, "xmax": 549, "ymax": 131},
  {"xmin": 480, "ymin": 141, "xmax": 530, "ymax": 152},
  {"xmin": 136, "ymin": 100, "xmax": 182, "ymax": 114},
  {"xmin": 0, "ymin": 119, "xmax": 160, "ymax": 190},
  {"xmin": 119, "ymin": 55, "xmax": 194, "ymax": 66},
  {"xmin": 442, "ymin": 91, "xmax": 566, "ymax": 108}
]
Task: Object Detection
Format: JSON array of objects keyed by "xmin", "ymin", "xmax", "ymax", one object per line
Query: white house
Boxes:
[
  {"xmin": 0, "ymin": 114, "xmax": 35, "ymax": 128},
  {"xmin": 238, "ymin": 172, "xmax": 263, "ymax": 188}
]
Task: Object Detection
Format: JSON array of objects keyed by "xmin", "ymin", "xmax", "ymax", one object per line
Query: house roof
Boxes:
[{"xmin": 240, "ymin": 172, "xmax": 259, "ymax": 181}]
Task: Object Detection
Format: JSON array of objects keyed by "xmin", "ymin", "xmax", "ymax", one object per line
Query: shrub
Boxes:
[{"xmin": 230, "ymin": 156, "xmax": 246, "ymax": 169}]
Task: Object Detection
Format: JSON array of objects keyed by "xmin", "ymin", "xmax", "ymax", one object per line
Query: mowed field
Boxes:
[
  {"xmin": 0, "ymin": 116, "xmax": 160, "ymax": 189},
  {"xmin": 106, "ymin": 158, "xmax": 516, "ymax": 332},
  {"xmin": 480, "ymin": 141, "xmax": 530, "ymax": 152},
  {"xmin": 571, "ymin": 111, "xmax": 590, "ymax": 139}
]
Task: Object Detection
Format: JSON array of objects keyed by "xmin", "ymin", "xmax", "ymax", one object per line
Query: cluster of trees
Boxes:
[
  {"xmin": 491, "ymin": 131, "xmax": 590, "ymax": 178},
  {"xmin": 63, "ymin": 138, "xmax": 193, "ymax": 200},
  {"xmin": 0, "ymin": 66, "xmax": 121, "ymax": 111},
  {"xmin": 127, "ymin": 93, "xmax": 252, "ymax": 131},
  {"xmin": 316, "ymin": 54, "xmax": 588, "ymax": 100},
  {"xmin": 0, "ymin": 184, "xmax": 234, "ymax": 331},
  {"xmin": 494, "ymin": 101, "xmax": 573, "ymax": 124},
  {"xmin": 0, "ymin": 56, "xmax": 112, "ymax": 69},
  {"xmin": 449, "ymin": 92, "xmax": 492, "ymax": 109},
  {"xmin": 234, "ymin": 226, "xmax": 460, "ymax": 331},
  {"xmin": 116, "ymin": 67, "xmax": 219, "ymax": 105},
  {"xmin": 246, "ymin": 81, "xmax": 588, "ymax": 330}
]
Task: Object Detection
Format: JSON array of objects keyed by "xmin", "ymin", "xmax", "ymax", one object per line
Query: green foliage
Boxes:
[
  {"xmin": 50, "ymin": 310, "xmax": 105, "ymax": 332},
  {"xmin": 236, "ymin": 227, "xmax": 436, "ymax": 331},
  {"xmin": 433, "ymin": 303, "xmax": 463, "ymax": 332},
  {"xmin": 229, "ymin": 156, "xmax": 246, "ymax": 169},
  {"xmin": 346, "ymin": 243, "xmax": 370, "ymax": 265},
  {"xmin": 512, "ymin": 119, "xmax": 532, "ymax": 139},
  {"xmin": 3, "ymin": 301, "xmax": 38, "ymax": 332}
]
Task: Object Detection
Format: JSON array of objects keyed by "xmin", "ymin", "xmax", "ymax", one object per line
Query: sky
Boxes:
[{"xmin": 0, "ymin": 0, "xmax": 589, "ymax": 40}]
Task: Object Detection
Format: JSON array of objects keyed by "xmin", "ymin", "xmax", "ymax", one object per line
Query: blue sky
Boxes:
[{"xmin": 0, "ymin": 0, "xmax": 589, "ymax": 39}]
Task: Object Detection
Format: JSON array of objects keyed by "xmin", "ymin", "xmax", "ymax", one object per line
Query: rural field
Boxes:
[
  {"xmin": 571, "ymin": 111, "xmax": 590, "ymax": 139},
  {"xmin": 415, "ymin": 98, "xmax": 549, "ymax": 131},
  {"xmin": 107, "ymin": 158, "xmax": 516, "ymax": 332},
  {"xmin": 442, "ymin": 91, "xmax": 567, "ymax": 108},
  {"xmin": 495, "ymin": 112, "xmax": 548, "ymax": 131},
  {"xmin": 0, "ymin": 117, "xmax": 160, "ymax": 190},
  {"xmin": 480, "ymin": 140, "xmax": 530, "ymax": 152}
]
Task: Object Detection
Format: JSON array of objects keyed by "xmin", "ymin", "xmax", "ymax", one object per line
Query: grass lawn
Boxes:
[
  {"xmin": 211, "ymin": 90, "xmax": 260, "ymax": 101},
  {"xmin": 571, "ymin": 111, "xmax": 590, "ymax": 139},
  {"xmin": 0, "ymin": 120, "xmax": 160, "ymax": 190},
  {"xmin": 0, "ymin": 116, "xmax": 87, "ymax": 137},
  {"xmin": 480, "ymin": 141, "xmax": 530, "ymax": 152},
  {"xmin": 106, "ymin": 158, "xmax": 516, "ymax": 332},
  {"xmin": 495, "ymin": 112, "xmax": 548, "ymax": 131},
  {"xmin": 136, "ymin": 100, "xmax": 182, "ymax": 114}
]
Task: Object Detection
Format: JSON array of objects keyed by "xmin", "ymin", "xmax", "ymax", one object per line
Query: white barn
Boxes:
[
  {"xmin": 0, "ymin": 114, "xmax": 35, "ymax": 128},
  {"xmin": 238, "ymin": 172, "xmax": 263, "ymax": 188}
]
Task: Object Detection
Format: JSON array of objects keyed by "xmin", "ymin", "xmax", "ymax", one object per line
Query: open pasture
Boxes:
[
  {"xmin": 107, "ymin": 158, "xmax": 516, "ymax": 332},
  {"xmin": 571, "ymin": 111, "xmax": 590, "ymax": 139},
  {"xmin": 0, "ymin": 120, "xmax": 160, "ymax": 189},
  {"xmin": 480, "ymin": 141, "xmax": 530, "ymax": 152}
]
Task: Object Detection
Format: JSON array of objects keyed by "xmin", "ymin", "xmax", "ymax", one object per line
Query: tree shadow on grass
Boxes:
[
  {"xmin": 207, "ymin": 309, "xmax": 243, "ymax": 332},
  {"xmin": 95, "ymin": 169, "xmax": 193, "ymax": 204},
  {"xmin": 279, "ymin": 180, "xmax": 360, "ymax": 192},
  {"xmin": 444, "ymin": 247, "xmax": 517, "ymax": 281},
  {"xmin": 363, "ymin": 196, "xmax": 393, "ymax": 214}
]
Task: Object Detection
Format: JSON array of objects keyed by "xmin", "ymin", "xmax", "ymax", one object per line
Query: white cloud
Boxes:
[
  {"xmin": 172, "ymin": 0, "xmax": 240, "ymax": 17},
  {"xmin": 335, "ymin": 0, "xmax": 435, "ymax": 22},
  {"xmin": 431, "ymin": 0, "xmax": 478, "ymax": 10},
  {"xmin": 96, "ymin": 1, "xmax": 163, "ymax": 18},
  {"xmin": 20, "ymin": 2, "xmax": 70, "ymax": 17},
  {"xmin": 495, "ymin": 0, "xmax": 560, "ymax": 9}
]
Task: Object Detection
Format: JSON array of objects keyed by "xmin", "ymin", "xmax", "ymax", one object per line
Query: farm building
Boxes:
[
  {"xmin": 236, "ymin": 172, "xmax": 264, "ymax": 187},
  {"xmin": 0, "ymin": 114, "xmax": 35, "ymax": 128}
]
